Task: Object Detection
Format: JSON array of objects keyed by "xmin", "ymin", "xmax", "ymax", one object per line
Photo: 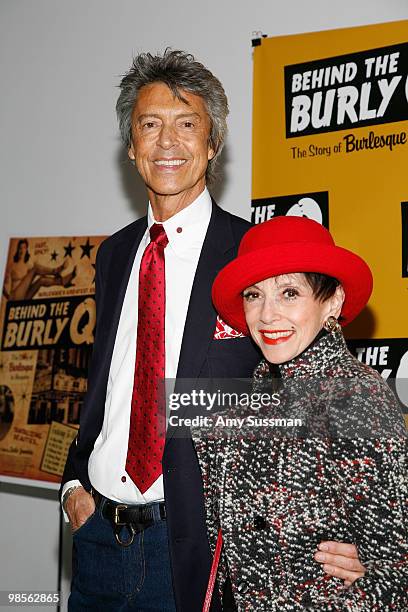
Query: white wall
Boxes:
[{"xmin": 1, "ymin": 0, "xmax": 407, "ymax": 608}]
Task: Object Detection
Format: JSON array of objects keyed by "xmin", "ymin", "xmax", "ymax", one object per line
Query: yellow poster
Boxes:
[
  {"xmin": 252, "ymin": 20, "xmax": 408, "ymax": 420},
  {"xmin": 0, "ymin": 235, "xmax": 106, "ymax": 483}
]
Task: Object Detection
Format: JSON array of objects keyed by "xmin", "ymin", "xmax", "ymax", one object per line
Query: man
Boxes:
[{"xmin": 61, "ymin": 50, "xmax": 365, "ymax": 611}]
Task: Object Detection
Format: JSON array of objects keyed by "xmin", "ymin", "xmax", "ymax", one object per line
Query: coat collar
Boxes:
[
  {"xmin": 175, "ymin": 199, "xmax": 238, "ymax": 380},
  {"xmin": 100, "ymin": 218, "xmax": 147, "ymax": 364},
  {"xmin": 253, "ymin": 329, "xmax": 349, "ymax": 382},
  {"xmin": 102, "ymin": 200, "xmax": 239, "ymax": 382}
]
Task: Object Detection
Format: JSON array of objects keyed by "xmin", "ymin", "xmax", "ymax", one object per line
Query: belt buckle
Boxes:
[
  {"xmin": 112, "ymin": 503, "xmax": 156, "ymax": 547},
  {"xmin": 113, "ymin": 504, "xmax": 128, "ymax": 526},
  {"xmin": 114, "ymin": 524, "xmax": 136, "ymax": 547},
  {"xmin": 113, "ymin": 504, "xmax": 136, "ymax": 547}
]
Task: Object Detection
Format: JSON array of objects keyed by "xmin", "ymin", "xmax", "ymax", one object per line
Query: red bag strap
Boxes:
[{"xmin": 202, "ymin": 528, "xmax": 224, "ymax": 612}]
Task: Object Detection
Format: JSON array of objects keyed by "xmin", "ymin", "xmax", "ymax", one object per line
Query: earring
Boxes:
[{"xmin": 324, "ymin": 316, "xmax": 341, "ymax": 333}]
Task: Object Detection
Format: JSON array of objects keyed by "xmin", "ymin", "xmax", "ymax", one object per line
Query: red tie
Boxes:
[{"xmin": 126, "ymin": 223, "xmax": 168, "ymax": 493}]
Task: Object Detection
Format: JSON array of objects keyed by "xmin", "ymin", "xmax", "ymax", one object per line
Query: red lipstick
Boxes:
[{"xmin": 259, "ymin": 329, "xmax": 294, "ymax": 345}]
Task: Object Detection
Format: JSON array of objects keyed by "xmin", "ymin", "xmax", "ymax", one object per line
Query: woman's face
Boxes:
[
  {"xmin": 17, "ymin": 241, "xmax": 27, "ymax": 260},
  {"xmin": 243, "ymin": 273, "xmax": 343, "ymax": 364}
]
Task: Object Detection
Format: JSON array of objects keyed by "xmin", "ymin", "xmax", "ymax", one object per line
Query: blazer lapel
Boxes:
[
  {"xmin": 100, "ymin": 206, "xmax": 234, "ymax": 385},
  {"xmin": 165, "ymin": 203, "xmax": 237, "ymax": 443},
  {"xmin": 176, "ymin": 201, "xmax": 235, "ymax": 381}
]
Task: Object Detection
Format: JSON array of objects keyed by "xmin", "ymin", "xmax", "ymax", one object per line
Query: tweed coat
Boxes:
[{"xmin": 193, "ymin": 330, "xmax": 407, "ymax": 610}]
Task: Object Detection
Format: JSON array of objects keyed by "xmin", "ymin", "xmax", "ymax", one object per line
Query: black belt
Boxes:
[{"xmin": 92, "ymin": 489, "xmax": 166, "ymax": 547}]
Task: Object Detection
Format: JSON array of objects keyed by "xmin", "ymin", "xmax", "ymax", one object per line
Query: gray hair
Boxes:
[{"xmin": 116, "ymin": 48, "xmax": 229, "ymax": 183}]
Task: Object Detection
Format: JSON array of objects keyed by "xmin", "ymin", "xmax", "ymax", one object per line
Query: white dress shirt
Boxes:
[{"xmin": 62, "ymin": 188, "xmax": 212, "ymax": 507}]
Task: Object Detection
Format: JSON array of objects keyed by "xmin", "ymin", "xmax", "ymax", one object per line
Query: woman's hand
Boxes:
[{"xmin": 314, "ymin": 541, "xmax": 366, "ymax": 586}]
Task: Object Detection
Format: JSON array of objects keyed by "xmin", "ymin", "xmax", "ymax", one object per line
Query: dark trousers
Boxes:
[{"xmin": 69, "ymin": 498, "xmax": 176, "ymax": 611}]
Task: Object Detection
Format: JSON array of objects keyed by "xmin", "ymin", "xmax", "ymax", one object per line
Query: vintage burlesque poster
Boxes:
[
  {"xmin": 0, "ymin": 235, "xmax": 106, "ymax": 483},
  {"xmin": 252, "ymin": 20, "xmax": 408, "ymax": 425}
]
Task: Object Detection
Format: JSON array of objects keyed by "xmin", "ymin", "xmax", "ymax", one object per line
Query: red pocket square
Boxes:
[{"xmin": 213, "ymin": 316, "xmax": 245, "ymax": 340}]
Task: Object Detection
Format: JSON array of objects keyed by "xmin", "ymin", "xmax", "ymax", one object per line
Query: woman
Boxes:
[
  {"xmin": 193, "ymin": 216, "xmax": 407, "ymax": 610},
  {"xmin": 3, "ymin": 239, "xmax": 76, "ymax": 300}
]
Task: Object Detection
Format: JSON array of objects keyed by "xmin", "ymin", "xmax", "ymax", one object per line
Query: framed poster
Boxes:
[{"xmin": 0, "ymin": 235, "xmax": 106, "ymax": 483}]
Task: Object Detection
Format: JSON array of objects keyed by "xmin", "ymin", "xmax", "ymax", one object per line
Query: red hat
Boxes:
[{"xmin": 212, "ymin": 216, "xmax": 373, "ymax": 335}]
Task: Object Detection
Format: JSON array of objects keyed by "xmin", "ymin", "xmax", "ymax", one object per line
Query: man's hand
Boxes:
[
  {"xmin": 314, "ymin": 541, "xmax": 366, "ymax": 587},
  {"xmin": 65, "ymin": 486, "xmax": 95, "ymax": 533}
]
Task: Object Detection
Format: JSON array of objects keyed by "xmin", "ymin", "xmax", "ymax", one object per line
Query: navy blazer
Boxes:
[{"xmin": 61, "ymin": 201, "xmax": 260, "ymax": 611}]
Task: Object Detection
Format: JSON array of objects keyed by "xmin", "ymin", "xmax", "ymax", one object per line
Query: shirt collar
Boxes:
[{"xmin": 147, "ymin": 188, "xmax": 212, "ymax": 256}]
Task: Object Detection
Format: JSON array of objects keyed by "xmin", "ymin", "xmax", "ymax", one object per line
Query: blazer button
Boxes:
[
  {"xmin": 254, "ymin": 515, "xmax": 267, "ymax": 530},
  {"xmin": 301, "ymin": 592, "xmax": 313, "ymax": 607},
  {"xmin": 237, "ymin": 581, "xmax": 248, "ymax": 594}
]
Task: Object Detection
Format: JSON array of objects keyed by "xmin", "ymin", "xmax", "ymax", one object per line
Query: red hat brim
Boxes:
[{"xmin": 212, "ymin": 242, "xmax": 373, "ymax": 336}]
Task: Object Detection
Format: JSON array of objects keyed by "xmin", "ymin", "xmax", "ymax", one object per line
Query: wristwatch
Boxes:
[{"xmin": 62, "ymin": 485, "xmax": 83, "ymax": 511}]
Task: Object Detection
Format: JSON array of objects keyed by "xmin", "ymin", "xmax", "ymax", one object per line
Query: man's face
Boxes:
[{"xmin": 128, "ymin": 82, "xmax": 215, "ymax": 200}]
